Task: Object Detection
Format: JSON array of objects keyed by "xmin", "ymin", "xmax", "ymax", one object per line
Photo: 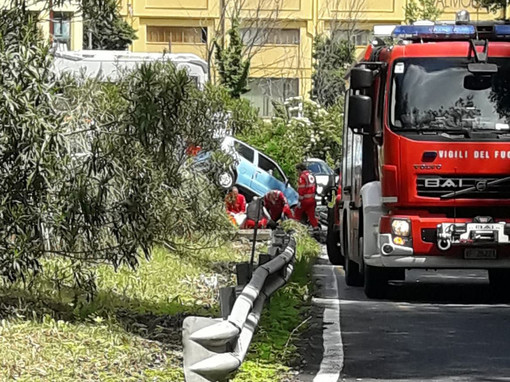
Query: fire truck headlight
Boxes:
[{"xmin": 391, "ymin": 219, "xmax": 411, "ymax": 237}]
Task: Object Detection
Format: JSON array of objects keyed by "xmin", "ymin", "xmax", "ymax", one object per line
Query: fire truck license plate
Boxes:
[{"xmin": 464, "ymin": 248, "xmax": 497, "ymax": 260}]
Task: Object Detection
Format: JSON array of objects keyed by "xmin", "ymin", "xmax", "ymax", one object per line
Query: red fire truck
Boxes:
[{"xmin": 327, "ymin": 16, "xmax": 510, "ymax": 298}]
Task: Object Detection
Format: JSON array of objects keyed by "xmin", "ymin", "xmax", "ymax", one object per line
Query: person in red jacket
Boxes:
[
  {"xmin": 293, "ymin": 162, "xmax": 318, "ymax": 228},
  {"xmin": 225, "ymin": 187, "xmax": 247, "ymax": 226},
  {"xmin": 263, "ymin": 190, "xmax": 293, "ymax": 228}
]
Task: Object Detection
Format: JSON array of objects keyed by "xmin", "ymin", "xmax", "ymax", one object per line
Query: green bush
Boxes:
[
  {"xmin": 82, "ymin": 0, "xmax": 137, "ymax": 50},
  {"xmin": 205, "ymin": 84, "xmax": 259, "ymax": 135}
]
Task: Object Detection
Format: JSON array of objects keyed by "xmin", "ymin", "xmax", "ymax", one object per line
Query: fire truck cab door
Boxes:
[
  {"xmin": 342, "ymin": 99, "xmax": 354, "ymax": 203},
  {"xmin": 342, "ymin": 104, "xmax": 363, "ymax": 209}
]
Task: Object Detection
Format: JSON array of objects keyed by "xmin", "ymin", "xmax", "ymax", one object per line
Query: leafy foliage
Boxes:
[
  {"xmin": 214, "ymin": 17, "xmax": 251, "ymax": 99},
  {"xmin": 204, "ymin": 84, "xmax": 259, "ymax": 135},
  {"xmin": 0, "ymin": 6, "xmax": 68, "ymax": 283},
  {"xmin": 404, "ymin": 0, "xmax": 442, "ymax": 24},
  {"xmin": 82, "ymin": 0, "xmax": 137, "ymax": 50},
  {"xmin": 311, "ymin": 34, "xmax": 354, "ymax": 108},
  {"xmin": 55, "ymin": 62, "xmax": 234, "ymax": 286},
  {"xmin": 0, "ymin": 5, "xmax": 233, "ymax": 293}
]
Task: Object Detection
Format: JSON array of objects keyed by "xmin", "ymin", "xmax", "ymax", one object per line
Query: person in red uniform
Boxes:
[
  {"xmin": 225, "ymin": 187, "xmax": 247, "ymax": 226},
  {"xmin": 293, "ymin": 162, "xmax": 318, "ymax": 228},
  {"xmin": 225, "ymin": 186, "xmax": 246, "ymax": 214},
  {"xmin": 263, "ymin": 190, "xmax": 293, "ymax": 228}
]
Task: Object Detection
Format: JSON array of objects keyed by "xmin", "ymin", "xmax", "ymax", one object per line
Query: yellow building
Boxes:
[
  {"xmin": 120, "ymin": 0, "xmax": 501, "ymax": 116},
  {"xmin": 0, "ymin": 0, "xmax": 83, "ymax": 51}
]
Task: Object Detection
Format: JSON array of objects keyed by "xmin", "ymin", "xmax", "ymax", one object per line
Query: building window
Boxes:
[
  {"xmin": 333, "ymin": 29, "xmax": 371, "ymax": 46},
  {"xmin": 147, "ymin": 26, "xmax": 207, "ymax": 44},
  {"xmin": 52, "ymin": 12, "xmax": 72, "ymax": 50},
  {"xmin": 244, "ymin": 78, "xmax": 299, "ymax": 117},
  {"xmin": 241, "ymin": 28, "xmax": 300, "ymax": 46}
]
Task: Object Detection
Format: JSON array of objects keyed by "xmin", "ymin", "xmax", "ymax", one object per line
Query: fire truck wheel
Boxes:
[
  {"xmin": 364, "ymin": 264, "xmax": 390, "ymax": 299},
  {"xmin": 488, "ymin": 269, "xmax": 510, "ymax": 290},
  {"xmin": 326, "ymin": 208, "xmax": 343, "ymax": 265},
  {"xmin": 344, "ymin": 252, "xmax": 363, "ymax": 286}
]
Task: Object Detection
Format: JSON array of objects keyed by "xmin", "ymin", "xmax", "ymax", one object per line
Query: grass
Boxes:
[
  {"xmin": 0, "ymin": 226, "xmax": 320, "ymax": 381},
  {"xmin": 0, "ymin": 315, "xmax": 183, "ymax": 381}
]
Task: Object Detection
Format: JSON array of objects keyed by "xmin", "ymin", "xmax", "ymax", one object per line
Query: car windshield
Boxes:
[
  {"xmin": 307, "ymin": 161, "xmax": 333, "ymax": 175},
  {"xmin": 391, "ymin": 57, "xmax": 510, "ymax": 132}
]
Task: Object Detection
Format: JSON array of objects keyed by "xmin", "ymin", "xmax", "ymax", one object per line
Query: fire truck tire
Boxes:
[
  {"xmin": 345, "ymin": 255, "xmax": 363, "ymax": 286},
  {"xmin": 364, "ymin": 264, "xmax": 390, "ymax": 299},
  {"xmin": 326, "ymin": 207, "xmax": 343, "ymax": 265},
  {"xmin": 488, "ymin": 269, "xmax": 510, "ymax": 290},
  {"xmin": 344, "ymin": 228, "xmax": 363, "ymax": 286}
]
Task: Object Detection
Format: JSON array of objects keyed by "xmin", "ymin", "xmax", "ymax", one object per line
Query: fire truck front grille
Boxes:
[{"xmin": 416, "ymin": 175, "xmax": 510, "ymax": 199}]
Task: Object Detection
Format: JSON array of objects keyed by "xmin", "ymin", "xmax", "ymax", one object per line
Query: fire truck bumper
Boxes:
[
  {"xmin": 366, "ymin": 232, "xmax": 510, "ymax": 268},
  {"xmin": 365, "ymin": 253, "xmax": 510, "ymax": 268}
]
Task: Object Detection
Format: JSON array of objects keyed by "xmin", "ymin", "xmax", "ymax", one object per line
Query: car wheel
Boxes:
[
  {"xmin": 218, "ymin": 170, "xmax": 235, "ymax": 190},
  {"xmin": 326, "ymin": 207, "xmax": 343, "ymax": 265}
]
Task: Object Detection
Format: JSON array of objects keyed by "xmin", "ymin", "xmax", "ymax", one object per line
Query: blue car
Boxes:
[{"xmin": 218, "ymin": 136, "xmax": 299, "ymax": 207}]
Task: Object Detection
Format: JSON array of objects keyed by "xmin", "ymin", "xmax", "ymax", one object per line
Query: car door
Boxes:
[
  {"xmin": 250, "ymin": 152, "xmax": 276, "ymax": 195},
  {"xmin": 268, "ymin": 163, "xmax": 298, "ymax": 206},
  {"xmin": 251, "ymin": 153, "xmax": 299, "ymax": 205},
  {"xmin": 230, "ymin": 139, "xmax": 256, "ymax": 190}
]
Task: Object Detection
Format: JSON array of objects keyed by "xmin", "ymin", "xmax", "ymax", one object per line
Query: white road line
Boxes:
[
  {"xmin": 338, "ymin": 299, "xmax": 510, "ymax": 309},
  {"xmin": 312, "ymin": 297, "xmax": 340, "ymax": 305},
  {"xmin": 313, "ymin": 266, "xmax": 343, "ymax": 382}
]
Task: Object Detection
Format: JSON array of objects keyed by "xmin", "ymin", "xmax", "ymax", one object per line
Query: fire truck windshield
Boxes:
[{"xmin": 390, "ymin": 57, "xmax": 510, "ymax": 133}]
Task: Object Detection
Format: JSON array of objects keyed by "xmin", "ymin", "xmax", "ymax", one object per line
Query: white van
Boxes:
[{"xmin": 53, "ymin": 50, "xmax": 208, "ymax": 89}]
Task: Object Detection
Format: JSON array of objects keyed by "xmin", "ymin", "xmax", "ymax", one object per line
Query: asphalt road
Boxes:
[{"xmin": 302, "ymin": 253, "xmax": 510, "ymax": 382}]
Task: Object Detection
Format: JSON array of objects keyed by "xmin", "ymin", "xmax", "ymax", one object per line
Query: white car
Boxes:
[{"xmin": 304, "ymin": 158, "xmax": 337, "ymax": 203}]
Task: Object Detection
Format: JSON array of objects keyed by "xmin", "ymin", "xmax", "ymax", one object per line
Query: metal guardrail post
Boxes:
[
  {"xmin": 235, "ymin": 262, "xmax": 251, "ymax": 286},
  {"xmin": 219, "ymin": 287, "xmax": 236, "ymax": 320},
  {"xmin": 182, "ymin": 234, "xmax": 296, "ymax": 382}
]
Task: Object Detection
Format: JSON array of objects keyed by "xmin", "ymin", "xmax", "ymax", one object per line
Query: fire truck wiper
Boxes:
[
  {"xmin": 440, "ymin": 176, "xmax": 510, "ymax": 199},
  {"xmin": 399, "ymin": 127, "xmax": 470, "ymax": 134},
  {"xmin": 412, "ymin": 128, "xmax": 473, "ymax": 138}
]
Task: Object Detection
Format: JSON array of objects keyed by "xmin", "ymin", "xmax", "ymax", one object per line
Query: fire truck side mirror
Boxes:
[
  {"xmin": 350, "ymin": 68, "xmax": 373, "ymax": 90},
  {"xmin": 348, "ymin": 95, "xmax": 372, "ymax": 132}
]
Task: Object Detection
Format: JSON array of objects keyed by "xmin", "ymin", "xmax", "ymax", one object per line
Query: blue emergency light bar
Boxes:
[
  {"xmin": 494, "ymin": 24, "xmax": 510, "ymax": 38},
  {"xmin": 392, "ymin": 25, "xmax": 476, "ymax": 40}
]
